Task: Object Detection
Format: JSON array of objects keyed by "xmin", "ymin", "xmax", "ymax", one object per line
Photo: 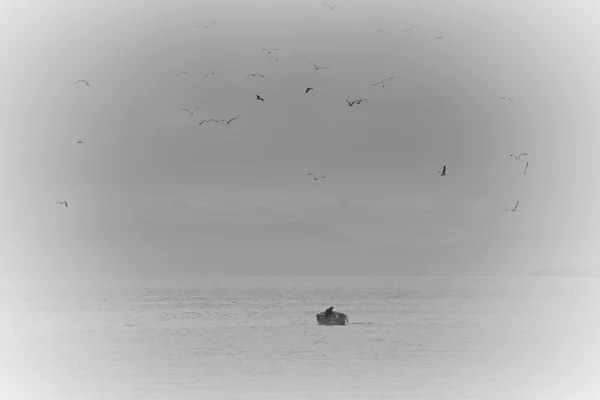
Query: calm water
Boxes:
[{"xmin": 2, "ymin": 276, "xmax": 599, "ymax": 400}]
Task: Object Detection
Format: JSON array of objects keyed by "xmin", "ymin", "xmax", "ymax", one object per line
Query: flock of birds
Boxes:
[
  {"xmin": 58, "ymin": 2, "xmax": 529, "ymax": 214},
  {"xmin": 434, "ymin": 103, "xmax": 528, "ymax": 214},
  {"xmin": 504, "ymin": 152, "xmax": 529, "ymax": 212}
]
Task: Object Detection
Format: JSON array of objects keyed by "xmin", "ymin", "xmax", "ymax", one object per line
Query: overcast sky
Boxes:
[{"xmin": 2, "ymin": 0, "xmax": 600, "ymax": 281}]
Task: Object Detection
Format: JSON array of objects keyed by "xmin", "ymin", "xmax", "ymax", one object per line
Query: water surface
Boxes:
[{"xmin": 2, "ymin": 276, "xmax": 599, "ymax": 399}]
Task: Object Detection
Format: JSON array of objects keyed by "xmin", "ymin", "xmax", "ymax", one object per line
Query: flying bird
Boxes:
[
  {"xmin": 308, "ymin": 173, "xmax": 326, "ymax": 180},
  {"xmin": 497, "ymin": 96, "xmax": 514, "ymax": 103},
  {"xmin": 321, "ymin": 1, "xmax": 338, "ymax": 10},
  {"xmin": 438, "ymin": 165, "xmax": 447, "ymax": 176},
  {"xmin": 56, "ymin": 201, "xmax": 68, "ymax": 208},
  {"xmin": 305, "ymin": 87, "xmax": 314, "ymax": 94},
  {"xmin": 204, "ymin": 71, "xmax": 221, "ymax": 79},
  {"xmin": 245, "ymin": 73, "xmax": 266, "ymax": 80},
  {"xmin": 371, "ymin": 77, "xmax": 394, "ymax": 87},
  {"xmin": 181, "ymin": 107, "xmax": 200, "ymax": 116},
  {"xmin": 520, "ymin": 162, "xmax": 529, "ymax": 175},
  {"xmin": 401, "ymin": 25, "xmax": 420, "ymax": 32},
  {"xmin": 75, "ymin": 80, "xmax": 90, "ymax": 86},
  {"xmin": 220, "ymin": 118, "xmax": 238, "ymax": 124},
  {"xmin": 76, "ymin": 140, "xmax": 83, "ymax": 144},
  {"xmin": 177, "ymin": 71, "xmax": 190, "ymax": 76},
  {"xmin": 376, "ymin": 28, "xmax": 393, "ymax": 34},
  {"xmin": 505, "ymin": 201, "xmax": 519, "ymax": 212},
  {"xmin": 346, "ymin": 99, "xmax": 367, "ymax": 106},
  {"xmin": 199, "ymin": 119, "xmax": 219, "ymax": 126},
  {"xmin": 197, "ymin": 21, "xmax": 216, "ymax": 29},
  {"xmin": 310, "ymin": 61, "xmax": 329, "ymax": 71},
  {"xmin": 261, "ymin": 48, "xmax": 280, "ymax": 54},
  {"xmin": 268, "ymin": 57, "xmax": 280, "ymax": 62},
  {"xmin": 509, "ymin": 152, "xmax": 528, "ymax": 160},
  {"xmin": 255, "ymin": 95, "xmax": 265, "ymax": 102},
  {"xmin": 436, "ymin": 36, "xmax": 443, "ymax": 39}
]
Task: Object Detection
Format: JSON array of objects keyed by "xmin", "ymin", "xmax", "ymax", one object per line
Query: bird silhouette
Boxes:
[
  {"xmin": 76, "ymin": 140, "xmax": 84, "ymax": 144},
  {"xmin": 520, "ymin": 162, "xmax": 529, "ymax": 175},
  {"xmin": 261, "ymin": 48, "xmax": 280, "ymax": 54},
  {"xmin": 181, "ymin": 108, "xmax": 200, "ymax": 116},
  {"xmin": 177, "ymin": 71, "xmax": 190, "ymax": 76},
  {"xmin": 310, "ymin": 62, "xmax": 329, "ymax": 71},
  {"xmin": 401, "ymin": 25, "xmax": 420, "ymax": 32},
  {"xmin": 371, "ymin": 77, "xmax": 394, "ymax": 87},
  {"xmin": 220, "ymin": 118, "xmax": 239, "ymax": 124},
  {"xmin": 75, "ymin": 80, "xmax": 90, "ymax": 87},
  {"xmin": 305, "ymin": 87, "xmax": 314, "ymax": 94},
  {"xmin": 321, "ymin": 1, "xmax": 338, "ymax": 10},
  {"xmin": 255, "ymin": 95, "xmax": 265, "ymax": 102},
  {"xmin": 203, "ymin": 71, "xmax": 221, "ymax": 79},
  {"xmin": 505, "ymin": 201, "xmax": 519, "ymax": 212},
  {"xmin": 56, "ymin": 201, "xmax": 68, "ymax": 208},
  {"xmin": 245, "ymin": 73, "xmax": 266, "ymax": 81},
  {"xmin": 438, "ymin": 165, "xmax": 447, "ymax": 176},
  {"xmin": 346, "ymin": 99, "xmax": 367, "ymax": 106},
  {"xmin": 268, "ymin": 57, "xmax": 280, "ymax": 62},
  {"xmin": 308, "ymin": 173, "xmax": 326, "ymax": 180},
  {"xmin": 199, "ymin": 119, "xmax": 219, "ymax": 126},
  {"xmin": 509, "ymin": 153, "xmax": 528, "ymax": 160},
  {"xmin": 497, "ymin": 96, "xmax": 514, "ymax": 103}
]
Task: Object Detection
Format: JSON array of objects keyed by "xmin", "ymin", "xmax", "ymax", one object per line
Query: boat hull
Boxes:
[{"xmin": 316, "ymin": 311, "xmax": 348, "ymax": 326}]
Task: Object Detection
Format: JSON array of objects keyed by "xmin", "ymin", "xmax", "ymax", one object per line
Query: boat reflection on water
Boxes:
[{"xmin": 316, "ymin": 306, "xmax": 348, "ymax": 326}]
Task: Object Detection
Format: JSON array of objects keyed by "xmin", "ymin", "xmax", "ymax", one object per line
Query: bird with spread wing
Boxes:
[
  {"xmin": 308, "ymin": 173, "xmax": 326, "ymax": 181},
  {"xmin": 505, "ymin": 201, "xmax": 519, "ymax": 212}
]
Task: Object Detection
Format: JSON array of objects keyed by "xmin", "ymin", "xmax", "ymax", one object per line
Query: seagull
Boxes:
[
  {"xmin": 497, "ymin": 96, "xmax": 514, "ymax": 103},
  {"xmin": 321, "ymin": 1, "xmax": 338, "ymax": 10},
  {"xmin": 520, "ymin": 162, "xmax": 529, "ymax": 175},
  {"xmin": 56, "ymin": 201, "xmax": 68, "ymax": 208},
  {"xmin": 346, "ymin": 99, "xmax": 367, "ymax": 106},
  {"xmin": 509, "ymin": 152, "xmax": 528, "ymax": 160},
  {"xmin": 197, "ymin": 21, "xmax": 216, "ymax": 29},
  {"xmin": 203, "ymin": 71, "xmax": 221, "ymax": 78},
  {"xmin": 310, "ymin": 61, "xmax": 329, "ymax": 71},
  {"xmin": 401, "ymin": 25, "xmax": 420, "ymax": 32},
  {"xmin": 181, "ymin": 107, "xmax": 200, "ymax": 116},
  {"xmin": 505, "ymin": 201, "xmax": 519, "ymax": 212},
  {"xmin": 308, "ymin": 173, "xmax": 326, "ymax": 180},
  {"xmin": 261, "ymin": 48, "xmax": 280, "ymax": 55},
  {"xmin": 245, "ymin": 73, "xmax": 266, "ymax": 80},
  {"xmin": 436, "ymin": 36, "xmax": 443, "ymax": 39},
  {"xmin": 268, "ymin": 57, "xmax": 280, "ymax": 62},
  {"xmin": 371, "ymin": 77, "xmax": 394, "ymax": 87},
  {"xmin": 199, "ymin": 119, "xmax": 219, "ymax": 126},
  {"xmin": 220, "ymin": 117, "xmax": 238, "ymax": 124},
  {"xmin": 438, "ymin": 165, "xmax": 447, "ymax": 176},
  {"xmin": 305, "ymin": 87, "xmax": 314, "ymax": 94},
  {"xmin": 177, "ymin": 71, "xmax": 190, "ymax": 76},
  {"xmin": 75, "ymin": 80, "xmax": 90, "ymax": 86},
  {"xmin": 255, "ymin": 95, "xmax": 265, "ymax": 102},
  {"xmin": 76, "ymin": 140, "xmax": 84, "ymax": 144}
]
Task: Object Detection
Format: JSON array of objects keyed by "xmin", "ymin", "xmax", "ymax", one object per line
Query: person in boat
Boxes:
[{"xmin": 324, "ymin": 306, "xmax": 334, "ymax": 318}]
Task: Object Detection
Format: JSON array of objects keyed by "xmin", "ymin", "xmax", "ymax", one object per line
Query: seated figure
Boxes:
[{"xmin": 324, "ymin": 306, "xmax": 334, "ymax": 318}]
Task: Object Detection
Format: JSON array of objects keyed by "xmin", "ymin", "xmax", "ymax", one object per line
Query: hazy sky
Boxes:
[{"xmin": 2, "ymin": 0, "xmax": 600, "ymax": 280}]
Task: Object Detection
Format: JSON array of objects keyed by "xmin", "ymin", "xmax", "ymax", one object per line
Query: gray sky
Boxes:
[{"xmin": 2, "ymin": 0, "xmax": 600, "ymax": 281}]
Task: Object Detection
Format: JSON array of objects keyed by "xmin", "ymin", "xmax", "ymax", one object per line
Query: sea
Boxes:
[{"xmin": 2, "ymin": 276, "xmax": 599, "ymax": 400}]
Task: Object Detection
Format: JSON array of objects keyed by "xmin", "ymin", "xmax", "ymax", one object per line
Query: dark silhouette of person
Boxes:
[{"xmin": 324, "ymin": 306, "xmax": 334, "ymax": 318}]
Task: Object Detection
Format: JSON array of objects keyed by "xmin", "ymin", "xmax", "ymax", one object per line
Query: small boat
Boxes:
[{"xmin": 316, "ymin": 306, "xmax": 348, "ymax": 326}]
